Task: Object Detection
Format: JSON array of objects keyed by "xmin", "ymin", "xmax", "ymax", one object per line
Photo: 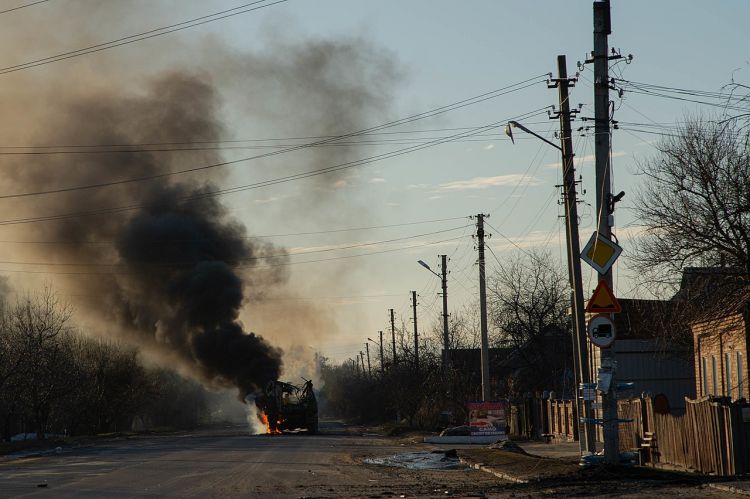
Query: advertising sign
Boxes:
[{"xmin": 468, "ymin": 401, "xmax": 508, "ymax": 438}]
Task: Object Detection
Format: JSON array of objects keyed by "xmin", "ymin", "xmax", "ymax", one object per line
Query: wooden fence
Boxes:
[
  {"xmin": 546, "ymin": 399, "xmax": 577, "ymax": 441},
  {"xmin": 617, "ymin": 396, "xmax": 750, "ymax": 476}
]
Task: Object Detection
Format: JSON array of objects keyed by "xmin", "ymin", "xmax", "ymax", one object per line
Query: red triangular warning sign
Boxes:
[{"xmin": 586, "ymin": 280, "xmax": 622, "ymax": 313}]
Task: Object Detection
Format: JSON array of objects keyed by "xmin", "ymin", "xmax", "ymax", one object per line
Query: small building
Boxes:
[
  {"xmin": 691, "ymin": 298, "xmax": 749, "ymax": 401},
  {"xmin": 588, "ymin": 298, "xmax": 696, "ymax": 413}
]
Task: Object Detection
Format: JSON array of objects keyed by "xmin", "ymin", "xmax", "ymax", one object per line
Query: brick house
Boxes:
[{"xmin": 691, "ymin": 306, "xmax": 749, "ymax": 401}]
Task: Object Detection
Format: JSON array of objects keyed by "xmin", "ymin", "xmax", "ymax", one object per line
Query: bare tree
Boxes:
[
  {"xmin": 488, "ymin": 250, "xmax": 568, "ymax": 348},
  {"xmin": 632, "ymin": 116, "xmax": 750, "ymax": 291}
]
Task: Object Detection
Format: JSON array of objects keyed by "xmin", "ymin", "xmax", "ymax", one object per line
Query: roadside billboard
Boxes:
[{"xmin": 468, "ymin": 400, "xmax": 508, "ymax": 438}]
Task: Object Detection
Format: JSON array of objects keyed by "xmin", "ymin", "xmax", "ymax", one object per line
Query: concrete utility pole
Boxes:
[
  {"xmin": 411, "ymin": 290, "xmax": 419, "ymax": 369},
  {"xmin": 593, "ymin": 0, "xmax": 620, "ymax": 463},
  {"xmin": 365, "ymin": 343, "xmax": 372, "ymax": 378},
  {"xmin": 440, "ymin": 255, "xmax": 450, "ymax": 375},
  {"xmin": 475, "ymin": 214, "xmax": 491, "ymax": 402},
  {"xmin": 389, "ymin": 309, "xmax": 398, "ymax": 365},
  {"xmin": 379, "ymin": 330, "xmax": 385, "ymax": 374},
  {"xmin": 550, "ymin": 54, "xmax": 595, "ymax": 454}
]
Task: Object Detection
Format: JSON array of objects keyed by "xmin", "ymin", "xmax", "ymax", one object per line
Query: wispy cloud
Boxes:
[
  {"xmin": 484, "ymin": 144, "xmax": 495, "ymax": 151},
  {"xmin": 545, "ymin": 151, "xmax": 626, "ymax": 169},
  {"xmin": 369, "ymin": 177, "xmax": 386, "ymax": 184},
  {"xmin": 439, "ymin": 174, "xmax": 541, "ymax": 191}
]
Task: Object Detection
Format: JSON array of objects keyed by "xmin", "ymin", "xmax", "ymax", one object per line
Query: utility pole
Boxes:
[
  {"xmin": 440, "ymin": 255, "xmax": 450, "ymax": 375},
  {"xmin": 593, "ymin": 0, "xmax": 619, "ymax": 464},
  {"xmin": 359, "ymin": 351, "xmax": 366, "ymax": 377},
  {"xmin": 389, "ymin": 309, "xmax": 398, "ymax": 365},
  {"xmin": 365, "ymin": 343, "xmax": 372, "ymax": 378},
  {"xmin": 550, "ymin": 54, "xmax": 595, "ymax": 454},
  {"xmin": 411, "ymin": 291, "xmax": 419, "ymax": 369},
  {"xmin": 379, "ymin": 330, "xmax": 385, "ymax": 374},
  {"xmin": 475, "ymin": 214, "xmax": 491, "ymax": 402},
  {"xmin": 354, "ymin": 357, "xmax": 361, "ymax": 377}
]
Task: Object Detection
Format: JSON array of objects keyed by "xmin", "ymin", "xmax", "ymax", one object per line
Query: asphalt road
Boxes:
[{"xmin": 0, "ymin": 426, "xmax": 506, "ymax": 498}]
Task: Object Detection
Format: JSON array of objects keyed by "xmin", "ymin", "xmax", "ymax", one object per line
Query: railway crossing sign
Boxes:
[
  {"xmin": 587, "ymin": 314, "xmax": 616, "ymax": 348},
  {"xmin": 581, "ymin": 232, "xmax": 622, "ymax": 275},
  {"xmin": 585, "ymin": 280, "xmax": 622, "ymax": 314}
]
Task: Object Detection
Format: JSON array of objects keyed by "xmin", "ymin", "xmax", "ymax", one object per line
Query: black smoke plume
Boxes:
[{"xmin": 4, "ymin": 71, "xmax": 286, "ymax": 396}]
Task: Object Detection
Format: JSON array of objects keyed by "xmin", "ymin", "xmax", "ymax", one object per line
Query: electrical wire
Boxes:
[
  {"xmin": 0, "ymin": 109, "xmax": 550, "ymax": 226},
  {"xmin": 0, "ymin": 224, "xmax": 471, "ymax": 268},
  {"xmin": 0, "ymin": 1, "xmax": 288, "ymax": 75},
  {"xmin": 0, "ymin": 81, "xmax": 548, "ymax": 199},
  {"xmin": 0, "ymin": 0, "xmax": 50, "ymax": 15}
]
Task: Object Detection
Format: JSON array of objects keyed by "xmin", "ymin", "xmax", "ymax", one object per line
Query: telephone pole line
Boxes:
[
  {"xmin": 365, "ymin": 342, "xmax": 372, "ymax": 378},
  {"xmin": 475, "ymin": 214, "xmax": 491, "ymax": 402},
  {"xmin": 389, "ymin": 308, "xmax": 398, "ymax": 365},
  {"xmin": 411, "ymin": 290, "xmax": 419, "ymax": 369},
  {"xmin": 440, "ymin": 255, "xmax": 450, "ymax": 375},
  {"xmin": 379, "ymin": 330, "xmax": 385, "ymax": 375},
  {"xmin": 593, "ymin": 0, "xmax": 620, "ymax": 463},
  {"xmin": 549, "ymin": 54, "xmax": 595, "ymax": 454}
]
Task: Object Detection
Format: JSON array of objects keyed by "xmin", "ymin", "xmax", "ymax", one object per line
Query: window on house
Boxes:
[
  {"xmin": 712, "ymin": 356, "xmax": 718, "ymax": 395},
  {"xmin": 738, "ymin": 352, "xmax": 745, "ymax": 399},
  {"xmin": 725, "ymin": 352, "xmax": 732, "ymax": 398},
  {"xmin": 702, "ymin": 357, "xmax": 708, "ymax": 396}
]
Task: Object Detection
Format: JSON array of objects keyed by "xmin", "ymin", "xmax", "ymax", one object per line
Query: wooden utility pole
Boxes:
[
  {"xmin": 550, "ymin": 54, "xmax": 595, "ymax": 454},
  {"xmin": 359, "ymin": 351, "xmax": 366, "ymax": 377},
  {"xmin": 378, "ymin": 330, "xmax": 385, "ymax": 374},
  {"xmin": 411, "ymin": 290, "xmax": 419, "ymax": 369},
  {"xmin": 440, "ymin": 255, "xmax": 450, "ymax": 374},
  {"xmin": 593, "ymin": 0, "xmax": 620, "ymax": 463},
  {"xmin": 365, "ymin": 343, "xmax": 372, "ymax": 378},
  {"xmin": 389, "ymin": 308, "xmax": 398, "ymax": 365},
  {"xmin": 476, "ymin": 214, "xmax": 491, "ymax": 402}
]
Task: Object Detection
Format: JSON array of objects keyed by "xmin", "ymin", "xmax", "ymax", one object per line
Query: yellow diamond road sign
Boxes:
[{"xmin": 581, "ymin": 232, "xmax": 622, "ymax": 275}]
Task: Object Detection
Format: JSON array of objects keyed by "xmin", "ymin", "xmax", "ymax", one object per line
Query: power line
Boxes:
[
  {"xmin": 0, "ymin": 1, "xmax": 289, "ymax": 75},
  {"xmin": 0, "ymin": 215, "xmax": 468, "ymax": 245},
  {"xmin": 0, "ymin": 233, "xmax": 469, "ymax": 276},
  {"xmin": 0, "ymin": 108, "xmax": 550, "ymax": 226},
  {"xmin": 0, "ymin": 224, "xmax": 471, "ymax": 267},
  {"xmin": 0, "ymin": 0, "xmax": 50, "ymax": 15},
  {"xmin": 0, "ymin": 79, "xmax": 548, "ymax": 199}
]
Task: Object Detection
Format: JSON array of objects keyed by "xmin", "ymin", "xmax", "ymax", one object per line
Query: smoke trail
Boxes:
[{"xmin": 0, "ymin": 9, "xmax": 400, "ymax": 394}]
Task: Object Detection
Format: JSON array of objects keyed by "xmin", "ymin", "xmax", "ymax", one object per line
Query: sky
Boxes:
[{"xmin": 0, "ymin": 0, "xmax": 748, "ymax": 370}]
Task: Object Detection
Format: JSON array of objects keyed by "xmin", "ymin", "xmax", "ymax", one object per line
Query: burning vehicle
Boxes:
[{"xmin": 254, "ymin": 379, "xmax": 318, "ymax": 434}]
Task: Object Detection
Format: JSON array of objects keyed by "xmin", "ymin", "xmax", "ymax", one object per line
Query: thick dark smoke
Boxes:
[
  {"xmin": 116, "ymin": 183, "xmax": 284, "ymax": 395},
  {"xmin": 0, "ymin": 22, "xmax": 400, "ymax": 394},
  {"xmin": 2, "ymin": 71, "xmax": 286, "ymax": 396}
]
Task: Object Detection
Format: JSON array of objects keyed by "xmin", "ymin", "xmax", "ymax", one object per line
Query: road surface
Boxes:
[
  {"xmin": 0, "ymin": 425, "xmax": 504, "ymax": 498},
  {"xmin": 0, "ymin": 425, "xmax": 731, "ymax": 498}
]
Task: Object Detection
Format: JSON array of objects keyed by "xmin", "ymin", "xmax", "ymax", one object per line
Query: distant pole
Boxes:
[
  {"xmin": 440, "ymin": 255, "xmax": 450, "ymax": 375},
  {"xmin": 411, "ymin": 290, "xmax": 419, "ymax": 369},
  {"xmin": 378, "ymin": 330, "xmax": 385, "ymax": 374},
  {"xmin": 359, "ymin": 351, "xmax": 366, "ymax": 377},
  {"xmin": 476, "ymin": 214, "xmax": 491, "ymax": 402},
  {"xmin": 365, "ymin": 343, "xmax": 372, "ymax": 378},
  {"xmin": 593, "ymin": 0, "xmax": 620, "ymax": 463},
  {"xmin": 390, "ymin": 308, "xmax": 398, "ymax": 365},
  {"xmin": 354, "ymin": 357, "xmax": 361, "ymax": 377}
]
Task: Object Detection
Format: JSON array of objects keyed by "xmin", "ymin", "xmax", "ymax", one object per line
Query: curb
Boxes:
[
  {"xmin": 458, "ymin": 458, "xmax": 529, "ymax": 484},
  {"xmin": 707, "ymin": 482, "xmax": 750, "ymax": 496}
]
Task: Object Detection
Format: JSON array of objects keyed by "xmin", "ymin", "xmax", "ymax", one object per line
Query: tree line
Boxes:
[{"xmin": 0, "ymin": 288, "xmax": 224, "ymax": 441}]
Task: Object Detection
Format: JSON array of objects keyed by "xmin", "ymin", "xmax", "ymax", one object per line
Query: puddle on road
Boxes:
[{"xmin": 364, "ymin": 451, "xmax": 466, "ymax": 470}]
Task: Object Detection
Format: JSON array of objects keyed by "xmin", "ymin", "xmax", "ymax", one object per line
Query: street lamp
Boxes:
[{"xmin": 506, "ymin": 118, "xmax": 595, "ymax": 455}]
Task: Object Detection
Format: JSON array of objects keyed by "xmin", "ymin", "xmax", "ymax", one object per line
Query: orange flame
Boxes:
[{"xmin": 259, "ymin": 411, "xmax": 282, "ymax": 434}]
